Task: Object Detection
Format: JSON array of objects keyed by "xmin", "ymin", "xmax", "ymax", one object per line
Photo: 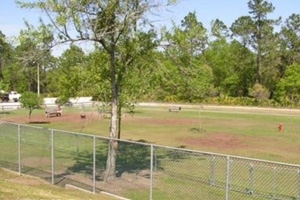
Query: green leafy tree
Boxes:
[
  {"xmin": 17, "ymin": 0, "xmax": 176, "ymax": 180},
  {"xmin": 15, "ymin": 21, "xmax": 54, "ymax": 95},
  {"xmin": 0, "ymin": 31, "xmax": 15, "ymax": 90},
  {"xmin": 19, "ymin": 91, "xmax": 43, "ymax": 121},
  {"xmin": 231, "ymin": 0, "xmax": 281, "ymax": 97},
  {"xmin": 114, "ymin": 29, "xmax": 158, "ymax": 137},
  {"xmin": 248, "ymin": 0, "xmax": 280, "ymax": 85},
  {"xmin": 0, "ymin": 80, "xmax": 9, "ymax": 92},
  {"xmin": 279, "ymin": 14, "xmax": 300, "ymax": 70},
  {"xmin": 0, "ymin": 31, "xmax": 9, "ymax": 80},
  {"xmin": 211, "ymin": 19, "xmax": 229, "ymax": 39},
  {"xmin": 274, "ymin": 64, "xmax": 300, "ymax": 103},
  {"xmin": 83, "ymin": 50, "xmax": 110, "ymax": 101},
  {"xmin": 50, "ymin": 45, "xmax": 87, "ymax": 99},
  {"xmin": 161, "ymin": 12, "xmax": 213, "ymax": 102},
  {"xmin": 227, "ymin": 40, "xmax": 255, "ymax": 96},
  {"xmin": 205, "ymin": 38, "xmax": 255, "ymax": 97},
  {"xmin": 231, "ymin": 16, "xmax": 254, "ymax": 47}
]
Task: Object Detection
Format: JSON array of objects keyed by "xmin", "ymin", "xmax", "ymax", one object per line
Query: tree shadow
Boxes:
[
  {"xmin": 189, "ymin": 127, "xmax": 206, "ymax": 133},
  {"xmin": 0, "ymin": 111, "xmax": 11, "ymax": 115},
  {"xmin": 67, "ymin": 139, "xmax": 151, "ymax": 177},
  {"xmin": 67, "ymin": 139, "xmax": 188, "ymax": 178},
  {"xmin": 115, "ymin": 139, "xmax": 151, "ymax": 176}
]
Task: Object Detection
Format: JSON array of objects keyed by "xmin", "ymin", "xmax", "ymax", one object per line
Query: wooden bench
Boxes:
[
  {"xmin": 168, "ymin": 106, "xmax": 181, "ymax": 112},
  {"xmin": 45, "ymin": 107, "xmax": 62, "ymax": 118}
]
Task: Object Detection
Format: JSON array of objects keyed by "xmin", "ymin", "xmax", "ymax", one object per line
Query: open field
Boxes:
[
  {"xmin": 1, "ymin": 104, "xmax": 300, "ymax": 164},
  {"xmin": 0, "ymin": 167, "xmax": 118, "ymax": 200},
  {"xmin": 1, "ymin": 104, "xmax": 300, "ymax": 199}
]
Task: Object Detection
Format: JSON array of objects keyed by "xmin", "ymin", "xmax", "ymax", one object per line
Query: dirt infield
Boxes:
[
  {"xmin": 180, "ymin": 133, "xmax": 248, "ymax": 149},
  {"xmin": 2, "ymin": 112, "xmax": 93, "ymax": 124}
]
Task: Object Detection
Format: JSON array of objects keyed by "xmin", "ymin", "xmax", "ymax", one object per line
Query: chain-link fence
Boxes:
[{"xmin": 0, "ymin": 121, "xmax": 299, "ymax": 200}]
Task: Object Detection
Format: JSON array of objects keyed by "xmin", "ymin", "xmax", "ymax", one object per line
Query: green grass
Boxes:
[
  {"xmin": 0, "ymin": 168, "xmax": 118, "ymax": 200},
  {"xmin": 1, "ymin": 104, "xmax": 300, "ymax": 199},
  {"xmin": 2, "ymin": 105, "xmax": 300, "ymax": 164}
]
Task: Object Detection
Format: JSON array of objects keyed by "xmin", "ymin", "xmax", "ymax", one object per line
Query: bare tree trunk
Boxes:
[
  {"xmin": 117, "ymin": 105, "xmax": 122, "ymax": 139},
  {"xmin": 28, "ymin": 109, "xmax": 32, "ymax": 123},
  {"xmin": 105, "ymin": 138, "xmax": 118, "ymax": 180},
  {"xmin": 104, "ymin": 46, "xmax": 118, "ymax": 181}
]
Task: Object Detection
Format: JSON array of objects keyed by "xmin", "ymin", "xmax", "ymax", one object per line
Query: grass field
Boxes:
[
  {"xmin": 0, "ymin": 168, "xmax": 118, "ymax": 200},
  {"xmin": 1, "ymin": 104, "xmax": 300, "ymax": 164},
  {"xmin": 1, "ymin": 104, "xmax": 300, "ymax": 199}
]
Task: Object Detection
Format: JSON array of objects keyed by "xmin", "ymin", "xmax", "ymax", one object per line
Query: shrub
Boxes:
[{"xmin": 249, "ymin": 83, "xmax": 270, "ymax": 100}]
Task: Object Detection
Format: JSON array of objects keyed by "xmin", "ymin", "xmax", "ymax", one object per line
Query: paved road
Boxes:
[{"xmin": 137, "ymin": 102, "xmax": 300, "ymax": 116}]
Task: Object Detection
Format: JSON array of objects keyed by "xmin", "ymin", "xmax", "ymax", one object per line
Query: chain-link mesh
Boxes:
[
  {"xmin": 53, "ymin": 130, "xmax": 94, "ymax": 192},
  {"xmin": 0, "ymin": 122, "xmax": 19, "ymax": 171},
  {"xmin": 152, "ymin": 146, "xmax": 300, "ymax": 200},
  {"xmin": 0, "ymin": 121, "xmax": 300, "ymax": 200},
  {"xmin": 20, "ymin": 125, "xmax": 52, "ymax": 182},
  {"xmin": 94, "ymin": 139, "xmax": 152, "ymax": 200},
  {"xmin": 153, "ymin": 146, "xmax": 227, "ymax": 200},
  {"xmin": 225, "ymin": 157, "xmax": 300, "ymax": 200}
]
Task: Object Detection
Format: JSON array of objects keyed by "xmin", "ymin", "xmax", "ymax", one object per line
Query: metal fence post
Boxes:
[
  {"xmin": 154, "ymin": 151, "xmax": 157, "ymax": 171},
  {"xmin": 18, "ymin": 124, "xmax": 21, "ymax": 174},
  {"xmin": 225, "ymin": 156, "xmax": 231, "ymax": 200},
  {"xmin": 273, "ymin": 167, "xmax": 277, "ymax": 198},
  {"xmin": 76, "ymin": 134, "xmax": 79, "ymax": 157},
  {"xmin": 297, "ymin": 169, "xmax": 300, "ymax": 199},
  {"xmin": 209, "ymin": 155, "xmax": 215, "ymax": 185},
  {"xmin": 150, "ymin": 145, "xmax": 154, "ymax": 200},
  {"xmin": 249, "ymin": 163, "xmax": 254, "ymax": 195},
  {"xmin": 51, "ymin": 129, "xmax": 54, "ymax": 185},
  {"xmin": 93, "ymin": 136, "xmax": 96, "ymax": 194}
]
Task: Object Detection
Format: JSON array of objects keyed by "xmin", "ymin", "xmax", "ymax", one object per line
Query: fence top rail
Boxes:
[
  {"xmin": 152, "ymin": 144, "xmax": 300, "ymax": 168},
  {"xmin": 2, "ymin": 120, "xmax": 300, "ymax": 168},
  {"xmin": 0, "ymin": 121, "xmax": 46, "ymax": 130}
]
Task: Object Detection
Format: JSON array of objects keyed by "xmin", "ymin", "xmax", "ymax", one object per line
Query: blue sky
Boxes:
[
  {"xmin": 0, "ymin": 0, "xmax": 299, "ymax": 54},
  {"xmin": 1, "ymin": 0, "xmax": 300, "ymax": 38},
  {"xmin": 160, "ymin": 0, "xmax": 300, "ymax": 29}
]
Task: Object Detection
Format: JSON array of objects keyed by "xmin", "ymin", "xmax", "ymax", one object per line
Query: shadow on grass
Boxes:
[
  {"xmin": 67, "ymin": 139, "xmax": 189, "ymax": 178},
  {"xmin": 28, "ymin": 121, "xmax": 50, "ymax": 124},
  {"xmin": 0, "ymin": 111, "xmax": 11, "ymax": 115},
  {"xmin": 189, "ymin": 127, "xmax": 206, "ymax": 133},
  {"xmin": 68, "ymin": 139, "xmax": 152, "ymax": 178}
]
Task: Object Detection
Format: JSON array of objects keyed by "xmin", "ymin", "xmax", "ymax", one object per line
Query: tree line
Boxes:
[{"xmin": 0, "ymin": 1, "xmax": 299, "ymax": 107}]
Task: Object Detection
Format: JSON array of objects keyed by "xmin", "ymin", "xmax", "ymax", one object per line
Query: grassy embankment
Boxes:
[{"xmin": 0, "ymin": 168, "xmax": 118, "ymax": 200}]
